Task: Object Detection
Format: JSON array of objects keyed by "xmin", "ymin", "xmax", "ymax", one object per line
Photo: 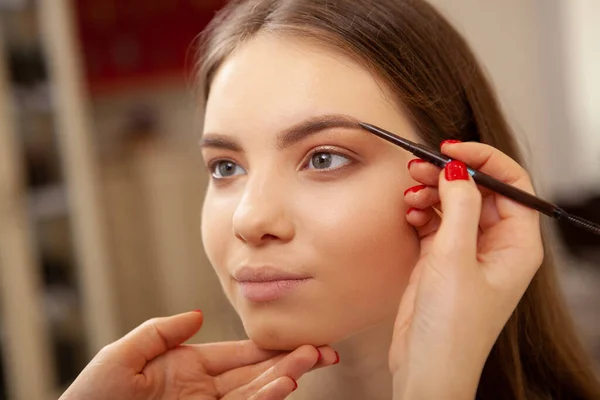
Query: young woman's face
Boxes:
[{"xmin": 201, "ymin": 34, "xmax": 421, "ymax": 350}]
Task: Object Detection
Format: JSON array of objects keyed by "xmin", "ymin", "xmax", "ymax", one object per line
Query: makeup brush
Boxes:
[{"xmin": 359, "ymin": 122, "xmax": 600, "ymax": 236}]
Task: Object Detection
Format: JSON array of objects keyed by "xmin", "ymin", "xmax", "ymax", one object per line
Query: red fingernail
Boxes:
[
  {"xmin": 404, "ymin": 184, "xmax": 426, "ymax": 196},
  {"xmin": 193, "ymin": 309, "xmax": 202, "ymax": 313},
  {"xmin": 316, "ymin": 349, "xmax": 322, "ymax": 363},
  {"xmin": 333, "ymin": 351, "xmax": 340, "ymax": 364},
  {"xmin": 292, "ymin": 378, "xmax": 298, "ymax": 391},
  {"xmin": 445, "ymin": 160, "xmax": 469, "ymax": 181},
  {"xmin": 441, "ymin": 139, "xmax": 461, "ymax": 147},
  {"xmin": 406, "ymin": 207, "xmax": 421, "ymax": 215},
  {"xmin": 408, "ymin": 159, "xmax": 425, "ymax": 169}
]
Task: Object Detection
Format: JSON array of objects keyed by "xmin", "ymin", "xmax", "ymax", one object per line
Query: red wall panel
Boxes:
[{"xmin": 74, "ymin": 0, "xmax": 226, "ymax": 94}]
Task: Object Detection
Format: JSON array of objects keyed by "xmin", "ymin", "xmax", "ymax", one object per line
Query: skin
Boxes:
[
  {"xmin": 58, "ymin": 311, "xmax": 339, "ymax": 400},
  {"xmin": 201, "ymin": 33, "xmax": 421, "ymax": 352}
]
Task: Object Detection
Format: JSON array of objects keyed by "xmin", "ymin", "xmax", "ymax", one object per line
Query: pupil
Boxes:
[
  {"xmin": 219, "ymin": 162, "xmax": 235, "ymax": 176},
  {"xmin": 313, "ymin": 153, "xmax": 332, "ymax": 169}
]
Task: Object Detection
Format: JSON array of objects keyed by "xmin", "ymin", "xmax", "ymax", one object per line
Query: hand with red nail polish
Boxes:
[
  {"xmin": 392, "ymin": 142, "xmax": 543, "ymax": 400},
  {"xmin": 59, "ymin": 311, "xmax": 337, "ymax": 400}
]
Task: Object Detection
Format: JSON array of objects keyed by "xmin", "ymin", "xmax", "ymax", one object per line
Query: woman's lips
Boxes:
[
  {"xmin": 238, "ymin": 279, "xmax": 311, "ymax": 302},
  {"xmin": 233, "ymin": 267, "xmax": 312, "ymax": 302}
]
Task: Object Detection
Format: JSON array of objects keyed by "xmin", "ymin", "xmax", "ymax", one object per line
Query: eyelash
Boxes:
[{"xmin": 206, "ymin": 146, "xmax": 355, "ymax": 180}]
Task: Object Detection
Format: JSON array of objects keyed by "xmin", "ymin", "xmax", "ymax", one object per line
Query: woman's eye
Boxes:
[
  {"xmin": 306, "ymin": 152, "xmax": 351, "ymax": 170},
  {"xmin": 211, "ymin": 160, "xmax": 246, "ymax": 179}
]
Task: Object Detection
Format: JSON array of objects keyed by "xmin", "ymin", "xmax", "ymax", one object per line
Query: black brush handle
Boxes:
[
  {"xmin": 468, "ymin": 169, "xmax": 559, "ymax": 217},
  {"xmin": 358, "ymin": 122, "xmax": 600, "ymax": 236}
]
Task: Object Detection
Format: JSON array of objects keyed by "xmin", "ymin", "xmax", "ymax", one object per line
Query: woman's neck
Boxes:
[{"xmin": 293, "ymin": 319, "xmax": 395, "ymax": 400}]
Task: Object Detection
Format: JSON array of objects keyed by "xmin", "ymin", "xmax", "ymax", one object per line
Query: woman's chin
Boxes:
[{"xmin": 242, "ymin": 320, "xmax": 340, "ymax": 351}]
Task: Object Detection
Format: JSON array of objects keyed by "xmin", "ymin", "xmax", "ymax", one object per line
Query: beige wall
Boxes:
[
  {"xmin": 431, "ymin": 0, "xmax": 600, "ymax": 197},
  {"xmin": 562, "ymin": 0, "xmax": 600, "ymax": 191}
]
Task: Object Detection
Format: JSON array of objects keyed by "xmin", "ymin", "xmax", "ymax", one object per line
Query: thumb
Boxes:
[
  {"xmin": 107, "ymin": 311, "xmax": 204, "ymax": 373},
  {"xmin": 434, "ymin": 160, "xmax": 481, "ymax": 262}
]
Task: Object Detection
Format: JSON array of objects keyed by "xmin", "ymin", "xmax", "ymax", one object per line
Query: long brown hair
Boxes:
[{"xmin": 195, "ymin": 0, "xmax": 600, "ymax": 398}]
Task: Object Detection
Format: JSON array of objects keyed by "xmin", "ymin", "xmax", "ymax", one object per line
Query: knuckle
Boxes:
[
  {"xmin": 143, "ymin": 317, "xmax": 161, "ymax": 327},
  {"xmin": 296, "ymin": 345, "xmax": 319, "ymax": 363},
  {"xmin": 307, "ymin": 345, "xmax": 320, "ymax": 360},
  {"xmin": 530, "ymin": 242, "xmax": 545, "ymax": 268},
  {"xmin": 140, "ymin": 318, "xmax": 168, "ymax": 346},
  {"xmin": 267, "ymin": 362, "xmax": 281, "ymax": 378},
  {"xmin": 140, "ymin": 318, "xmax": 164, "ymax": 336},
  {"xmin": 422, "ymin": 189, "xmax": 437, "ymax": 204},
  {"xmin": 479, "ymin": 144, "xmax": 532, "ymax": 185},
  {"xmin": 96, "ymin": 342, "xmax": 116, "ymax": 358},
  {"xmin": 136, "ymin": 318, "xmax": 159, "ymax": 334}
]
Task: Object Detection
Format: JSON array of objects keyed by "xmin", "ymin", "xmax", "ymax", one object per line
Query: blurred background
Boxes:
[{"xmin": 0, "ymin": 0, "xmax": 598, "ymax": 399}]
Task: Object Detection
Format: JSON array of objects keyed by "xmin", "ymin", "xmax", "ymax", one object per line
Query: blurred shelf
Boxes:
[
  {"xmin": 1, "ymin": 0, "xmax": 105, "ymax": 398},
  {"xmin": 13, "ymin": 83, "xmax": 54, "ymax": 113},
  {"xmin": 28, "ymin": 183, "xmax": 69, "ymax": 220},
  {"xmin": 0, "ymin": 0, "xmax": 29, "ymax": 13}
]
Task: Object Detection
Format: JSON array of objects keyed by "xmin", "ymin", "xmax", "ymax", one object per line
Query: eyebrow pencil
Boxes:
[{"xmin": 359, "ymin": 122, "xmax": 600, "ymax": 236}]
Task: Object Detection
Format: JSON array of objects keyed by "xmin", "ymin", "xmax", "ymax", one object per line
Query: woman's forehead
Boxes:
[{"xmin": 203, "ymin": 34, "xmax": 405, "ymax": 139}]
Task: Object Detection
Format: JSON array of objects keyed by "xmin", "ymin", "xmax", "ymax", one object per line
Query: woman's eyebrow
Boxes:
[
  {"xmin": 199, "ymin": 113, "xmax": 360, "ymax": 151},
  {"xmin": 276, "ymin": 114, "xmax": 360, "ymax": 150},
  {"xmin": 198, "ymin": 134, "xmax": 242, "ymax": 152}
]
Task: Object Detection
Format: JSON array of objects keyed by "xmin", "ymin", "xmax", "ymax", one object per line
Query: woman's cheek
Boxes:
[
  {"xmin": 299, "ymin": 179, "xmax": 415, "ymax": 277},
  {"xmin": 201, "ymin": 197, "xmax": 232, "ymax": 274}
]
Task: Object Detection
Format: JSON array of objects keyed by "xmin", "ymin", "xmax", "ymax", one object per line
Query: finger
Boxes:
[
  {"xmin": 225, "ymin": 345, "xmax": 319, "ymax": 399},
  {"xmin": 197, "ymin": 341, "xmax": 283, "ymax": 376},
  {"xmin": 215, "ymin": 346, "xmax": 337, "ymax": 394},
  {"xmin": 247, "ymin": 377, "xmax": 297, "ymax": 400},
  {"xmin": 434, "ymin": 160, "xmax": 482, "ymax": 262},
  {"xmin": 310, "ymin": 346, "xmax": 338, "ymax": 369},
  {"xmin": 106, "ymin": 311, "xmax": 204, "ymax": 373},
  {"xmin": 406, "ymin": 207, "xmax": 441, "ymax": 258},
  {"xmin": 404, "ymin": 185, "xmax": 440, "ymax": 210},
  {"xmin": 408, "ymin": 159, "xmax": 442, "ymax": 187},
  {"xmin": 406, "ymin": 207, "xmax": 441, "ymax": 239},
  {"xmin": 440, "ymin": 142, "xmax": 536, "ymax": 220}
]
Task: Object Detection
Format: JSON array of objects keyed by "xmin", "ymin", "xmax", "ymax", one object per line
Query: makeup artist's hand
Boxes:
[
  {"xmin": 390, "ymin": 142, "xmax": 543, "ymax": 399},
  {"xmin": 59, "ymin": 311, "xmax": 336, "ymax": 400}
]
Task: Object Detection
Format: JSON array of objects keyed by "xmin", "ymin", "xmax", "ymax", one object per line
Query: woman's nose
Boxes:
[{"xmin": 232, "ymin": 179, "xmax": 295, "ymax": 246}]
